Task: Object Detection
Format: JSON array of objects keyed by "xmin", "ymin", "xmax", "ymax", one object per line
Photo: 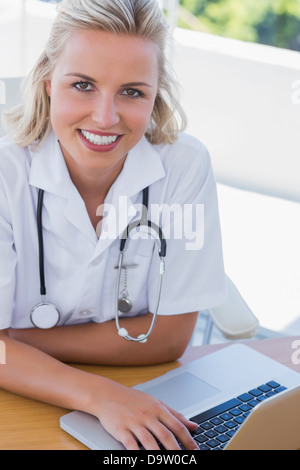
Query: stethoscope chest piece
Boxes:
[
  {"xmin": 30, "ymin": 302, "xmax": 60, "ymax": 329},
  {"xmin": 118, "ymin": 297, "xmax": 132, "ymax": 313},
  {"xmin": 117, "ymin": 265, "xmax": 132, "ymax": 313}
]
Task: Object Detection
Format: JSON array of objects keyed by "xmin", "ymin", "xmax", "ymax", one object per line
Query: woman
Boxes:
[{"xmin": 0, "ymin": 0, "xmax": 226, "ymax": 450}]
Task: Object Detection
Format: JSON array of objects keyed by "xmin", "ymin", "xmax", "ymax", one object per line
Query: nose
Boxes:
[{"xmin": 92, "ymin": 93, "xmax": 120, "ymax": 129}]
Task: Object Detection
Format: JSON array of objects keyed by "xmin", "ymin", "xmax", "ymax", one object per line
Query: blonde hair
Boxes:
[{"xmin": 3, "ymin": 0, "xmax": 186, "ymax": 148}]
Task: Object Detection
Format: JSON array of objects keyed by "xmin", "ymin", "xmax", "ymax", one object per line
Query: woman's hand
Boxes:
[
  {"xmin": 2, "ymin": 330, "xmax": 198, "ymax": 450},
  {"xmin": 91, "ymin": 378, "xmax": 199, "ymax": 450}
]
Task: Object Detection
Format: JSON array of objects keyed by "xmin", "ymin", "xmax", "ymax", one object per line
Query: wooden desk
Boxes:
[{"xmin": 1, "ymin": 336, "xmax": 300, "ymax": 450}]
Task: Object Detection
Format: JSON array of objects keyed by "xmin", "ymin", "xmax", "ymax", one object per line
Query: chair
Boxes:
[{"xmin": 201, "ymin": 275, "xmax": 259, "ymax": 344}]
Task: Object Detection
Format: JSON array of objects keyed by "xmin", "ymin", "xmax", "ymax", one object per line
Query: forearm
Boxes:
[
  {"xmin": 9, "ymin": 312, "xmax": 198, "ymax": 365},
  {"xmin": 2, "ymin": 323, "xmax": 200, "ymax": 450},
  {"xmin": 0, "ymin": 331, "xmax": 109, "ymax": 415}
]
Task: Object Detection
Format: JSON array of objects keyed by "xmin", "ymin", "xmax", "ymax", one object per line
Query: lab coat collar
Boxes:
[
  {"xmin": 29, "ymin": 133, "xmax": 96, "ymax": 242},
  {"xmin": 110, "ymin": 136, "xmax": 165, "ymax": 198},
  {"xmin": 29, "ymin": 131, "xmax": 165, "ymax": 198},
  {"xmin": 28, "ymin": 131, "xmax": 166, "ymax": 252},
  {"xmin": 92, "ymin": 136, "xmax": 166, "ymax": 258},
  {"xmin": 29, "ymin": 131, "xmax": 73, "ymax": 197}
]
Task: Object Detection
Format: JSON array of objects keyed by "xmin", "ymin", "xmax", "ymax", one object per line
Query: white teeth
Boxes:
[{"xmin": 80, "ymin": 130, "xmax": 118, "ymax": 145}]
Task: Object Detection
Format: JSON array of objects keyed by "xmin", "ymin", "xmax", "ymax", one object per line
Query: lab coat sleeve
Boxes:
[
  {"xmin": 148, "ymin": 139, "xmax": 227, "ymax": 315},
  {"xmin": 0, "ymin": 175, "xmax": 16, "ymax": 329}
]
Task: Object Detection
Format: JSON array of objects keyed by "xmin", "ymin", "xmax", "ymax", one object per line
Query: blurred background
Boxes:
[{"xmin": 178, "ymin": 0, "xmax": 300, "ymax": 51}]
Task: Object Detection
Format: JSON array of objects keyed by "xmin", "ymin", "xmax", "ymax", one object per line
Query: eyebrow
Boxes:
[
  {"xmin": 121, "ymin": 81, "xmax": 153, "ymax": 88},
  {"xmin": 64, "ymin": 73, "xmax": 97, "ymax": 82},
  {"xmin": 64, "ymin": 73, "xmax": 153, "ymax": 88}
]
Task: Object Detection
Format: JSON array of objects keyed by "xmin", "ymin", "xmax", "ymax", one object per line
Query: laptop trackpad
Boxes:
[{"xmin": 144, "ymin": 372, "xmax": 220, "ymax": 410}]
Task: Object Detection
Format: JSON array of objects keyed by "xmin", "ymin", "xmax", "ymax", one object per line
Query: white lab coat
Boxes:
[{"xmin": 0, "ymin": 131, "xmax": 226, "ymax": 329}]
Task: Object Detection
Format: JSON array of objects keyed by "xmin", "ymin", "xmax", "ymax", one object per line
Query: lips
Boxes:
[{"xmin": 77, "ymin": 129, "xmax": 122, "ymax": 152}]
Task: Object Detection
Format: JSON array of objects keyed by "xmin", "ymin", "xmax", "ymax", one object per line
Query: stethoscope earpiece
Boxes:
[
  {"xmin": 117, "ymin": 327, "xmax": 129, "ymax": 338},
  {"xmin": 117, "ymin": 327, "xmax": 148, "ymax": 343}
]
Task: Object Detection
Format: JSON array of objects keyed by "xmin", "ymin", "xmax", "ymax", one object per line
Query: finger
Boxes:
[
  {"xmin": 159, "ymin": 407, "xmax": 199, "ymax": 450},
  {"xmin": 127, "ymin": 407, "xmax": 183, "ymax": 451},
  {"xmin": 165, "ymin": 405, "xmax": 198, "ymax": 431},
  {"xmin": 146, "ymin": 421, "xmax": 182, "ymax": 450},
  {"xmin": 113, "ymin": 428, "xmax": 141, "ymax": 451},
  {"xmin": 173, "ymin": 410, "xmax": 198, "ymax": 432},
  {"xmin": 132, "ymin": 427, "xmax": 162, "ymax": 450}
]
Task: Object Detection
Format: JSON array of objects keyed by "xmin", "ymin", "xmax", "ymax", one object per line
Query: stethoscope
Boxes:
[{"xmin": 30, "ymin": 187, "xmax": 167, "ymax": 343}]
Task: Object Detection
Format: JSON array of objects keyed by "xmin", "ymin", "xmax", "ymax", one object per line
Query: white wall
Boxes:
[
  {"xmin": 0, "ymin": 0, "xmax": 56, "ymax": 78},
  {"xmin": 24, "ymin": 0, "xmax": 57, "ymax": 72},
  {"xmin": 0, "ymin": 0, "xmax": 56, "ymax": 137},
  {"xmin": 173, "ymin": 28, "xmax": 300, "ymax": 203},
  {"xmin": 172, "ymin": 29, "xmax": 300, "ymax": 334},
  {"xmin": 0, "ymin": 0, "xmax": 24, "ymax": 77}
]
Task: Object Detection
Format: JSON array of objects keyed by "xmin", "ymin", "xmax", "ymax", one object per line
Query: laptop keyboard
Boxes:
[
  {"xmin": 188, "ymin": 380, "xmax": 287, "ymax": 450},
  {"xmin": 138, "ymin": 380, "xmax": 287, "ymax": 450}
]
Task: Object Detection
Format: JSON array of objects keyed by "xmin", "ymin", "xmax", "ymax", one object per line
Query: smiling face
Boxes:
[{"xmin": 45, "ymin": 29, "xmax": 159, "ymax": 182}]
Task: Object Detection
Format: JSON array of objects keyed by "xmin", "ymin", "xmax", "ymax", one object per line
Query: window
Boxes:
[{"xmin": 179, "ymin": 0, "xmax": 300, "ymax": 51}]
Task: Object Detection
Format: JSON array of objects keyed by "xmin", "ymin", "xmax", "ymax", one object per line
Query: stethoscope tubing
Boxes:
[
  {"xmin": 37, "ymin": 188, "xmax": 47, "ymax": 297},
  {"xmin": 114, "ymin": 250, "xmax": 165, "ymax": 343},
  {"xmin": 34, "ymin": 186, "xmax": 166, "ymax": 340},
  {"xmin": 115, "ymin": 186, "xmax": 166, "ymax": 342}
]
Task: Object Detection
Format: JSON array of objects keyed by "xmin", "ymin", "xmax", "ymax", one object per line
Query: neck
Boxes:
[
  {"xmin": 60, "ymin": 145, "xmax": 127, "ymax": 231},
  {"xmin": 68, "ymin": 165, "xmax": 125, "ymax": 233},
  {"xmin": 62, "ymin": 151, "xmax": 127, "ymax": 203},
  {"xmin": 70, "ymin": 167, "xmax": 117, "ymax": 201}
]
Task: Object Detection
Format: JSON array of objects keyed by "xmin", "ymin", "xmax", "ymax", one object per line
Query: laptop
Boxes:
[{"xmin": 60, "ymin": 343, "xmax": 300, "ymax": 450}]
